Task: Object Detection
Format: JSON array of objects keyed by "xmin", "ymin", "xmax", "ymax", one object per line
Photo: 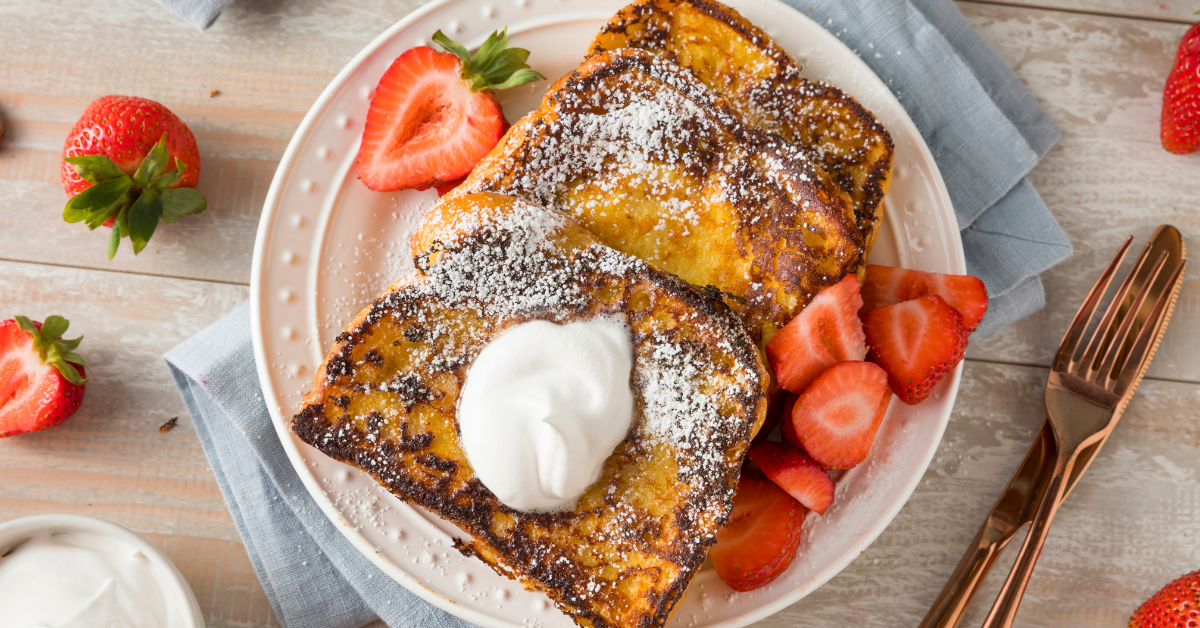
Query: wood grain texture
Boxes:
[
  {"xmin": 970, "ymin": 0, "xmax": 1200, "ymax": 23},
  {"xmin": 960, "ymin": 3, "xmax": 1200, "ymax": 383}
]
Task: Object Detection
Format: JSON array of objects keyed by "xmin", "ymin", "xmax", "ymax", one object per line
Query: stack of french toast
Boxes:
[{"xmin": 291, "ymin": 0, "xmax": 894, "ymax": 626}]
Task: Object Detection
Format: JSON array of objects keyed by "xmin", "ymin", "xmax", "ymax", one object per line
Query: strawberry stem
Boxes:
[
  {"xmin": 63, "ymin": 134, "xmax": 207, "ymax": 259},
  {"xmin": 432, "ymin": 29, "xmax": 545, "ymax": 92},
  {"xmin": 13, "ymin": 315, "xmax": 89, "ymax": 385}
]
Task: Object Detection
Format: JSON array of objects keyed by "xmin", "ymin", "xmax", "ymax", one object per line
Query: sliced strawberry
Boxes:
[
  {"xmin": 0, "ymin": 316, "xmax": 89, "ymax": 438},
  {"xmin": 779, "ymin": 393, "xmax": 800, "ymax": 448},
  {"xmin": 357, "ymin": 30, "xmax": 542, "ymax": 192},
  {"xmin": 766, "ymin": 275, "xmax": 866, "ymax": 394},
  {"xmin": 748, "ymin": 441, "xmax": 835, "ymax": 515},
  {"xmin": 790, "ymin": 361, "xmax": 891, "ymax": 469},
  {"xmin": 711, "ymin": 471, "xmax": 806, "ymax": 592},
  {"xmin": 1161, "ymin": 22, "xmax": 1200, "ymax": 155},
  {"xmin": 863, "ymin": 295, "xmax": 968, "ymax": 405},
  {"xmin": 861, "ymin": 264, "xmax": 988, "ymax": 331},
  {"xmin": 433, "ymin": 174, "xmax": 469, "ymax": 197}
]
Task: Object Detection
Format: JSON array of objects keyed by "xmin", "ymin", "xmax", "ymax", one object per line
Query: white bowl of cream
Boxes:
[{"xmin": 0, "ymin": 514, "xmax": 204, "ymax": 628}]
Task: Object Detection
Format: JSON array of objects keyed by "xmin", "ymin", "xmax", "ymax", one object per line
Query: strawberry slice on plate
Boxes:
[
  {"xmin": 711, "ymin": 471, "xmax": 806, "ymax": 592},
  {"xmin": 790, "ymin": 361, "xmax": 892, "ymax": 469},
  {"xmin": 766, "ymin": 275, "xmax": 866, "ymax": 394},
  {"xmin": 863, "ymin": 295, "xmax": 969, "ymax": 405},
  {"xmin": 779, "ymin": 393, "xmax": 800, "ymax": 448},
  {"xmin": 748, "ymin": 440, "xmax": 836, "ymax": 515},
  {"xmin": 861, "ymin": 264, "xmax": 988, "ymax": 331},
  {"xmin": 357, "ymin": 29, "xmax": 543, "ymax": 192},
  {"xmin": 0, "ymin": 316, "xmax": 89, "ymax": 438}
]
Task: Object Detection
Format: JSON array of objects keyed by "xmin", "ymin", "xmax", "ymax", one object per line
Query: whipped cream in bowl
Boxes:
[
  {"xmin": 0, "ymin": 514, "xmax": 204, "ymax": 628},
  {"xmin": 457, "ymin": 316, "xmax": 635, "ymax": 512}
]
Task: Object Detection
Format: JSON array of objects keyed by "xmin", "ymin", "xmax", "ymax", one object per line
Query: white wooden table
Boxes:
[{"xmin": 1, "ymin": 1, "xmax": 1197, "ymax": 626}]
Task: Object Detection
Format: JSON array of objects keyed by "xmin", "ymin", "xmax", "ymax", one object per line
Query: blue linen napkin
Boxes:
[
  {"xmin": 165, "ymin": 1, "xmax": 1071, "ymax": 626},
  {"xmin": 155, "ymin": 0, "xmax": 229, "ymax": 29}
]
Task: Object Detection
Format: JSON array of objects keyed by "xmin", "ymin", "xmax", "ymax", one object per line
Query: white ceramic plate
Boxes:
[{"xmin": 250, "ymin": 0, "xmax": 964, "ymax": 625}]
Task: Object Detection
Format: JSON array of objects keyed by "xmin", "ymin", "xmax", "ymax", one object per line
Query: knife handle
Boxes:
[{"xmin": 918, "ymin": 423, "xmax": 1056, "ymax": 628}]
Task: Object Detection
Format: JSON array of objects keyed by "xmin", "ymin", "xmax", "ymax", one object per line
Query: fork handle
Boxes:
[{"xmin": 980, "ymin": 458, "xmax": 1072, "ymax": 628}]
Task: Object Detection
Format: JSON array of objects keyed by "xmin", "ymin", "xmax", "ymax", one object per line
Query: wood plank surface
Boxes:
[
  {"xmin": 960, "ymin": 4, "xmax": 1200, "ymax": 382},
  {"xmin": 971, "ymin": 0, "xmax": 1200, "ymax": 23}
]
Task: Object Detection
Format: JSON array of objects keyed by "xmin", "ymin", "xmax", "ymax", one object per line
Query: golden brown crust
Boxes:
[
  {"xmin": 451, "ymin": 49, "xmax": 864, "ymax": 345},
  {"xmin": 588, "ymin": 0, "xmax": 894, "ymax": 253},
  {"xmin": 292, "ymin": 194, "xmax": 769, "ymax": 628}
]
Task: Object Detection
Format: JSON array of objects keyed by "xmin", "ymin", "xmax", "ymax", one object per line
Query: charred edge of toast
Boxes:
[
  {"xmin": 534, "ymin": 48, "xmax": 861, "ymax": 254},
  {"xmin": 589, "ymin": 0, "xmax": 894, "ymax": 245},
  {"xmin": 291, "ymin": 241, "xmax": 767, "ymax": 628}
]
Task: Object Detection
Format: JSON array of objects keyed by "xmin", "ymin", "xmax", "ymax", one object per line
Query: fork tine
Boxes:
[
  {"xmin": 1094, "ymin": 252, "xmax": 1169, "ymax": 387},
  {"xmin": 1055, "ymin": 237, "xmax": 1132, "ymax": 372},
  {"xmin": 1114, "ymin": 259, "xmax": 1187, "ymax": 396},
  {"xmin": 1074, "ymin": 238, "xmax": 1156, "ymax": 378}
]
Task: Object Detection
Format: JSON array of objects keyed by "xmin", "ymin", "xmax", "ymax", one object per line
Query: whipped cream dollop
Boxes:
[
  {"xmin": 0, "ymin": 532, "xmax": 170, "ymax": 628},
  {"xmin": 458, "ymin": 317, "xmax": 635, "ymax": 512}
]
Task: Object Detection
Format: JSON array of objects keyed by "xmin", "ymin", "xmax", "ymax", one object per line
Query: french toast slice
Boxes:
[
  {"xmin": 450, "ymin": 48, "xmax": 864, "ymax": 344},
  {"xmin": 588, "ymin": 0, "xmax": 894, "ymax": 252},
  {"xmin": 291, "ymin": 193, "xmax": 769, "ymax": 628}
]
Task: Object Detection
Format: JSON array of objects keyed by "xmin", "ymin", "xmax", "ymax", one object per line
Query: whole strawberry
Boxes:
[
  {"xmin": 1162, "ymin": 22, "xmax": 1200, "ymax": 154},
  {"xmin": 0, "ymin": 316, "xmax": 89, "ymax": 438},
  {"xmin": 1128, "ymin": 569, "xmax": 1199, "ymax": 628},
  {"xmin": 61, "ymin": 95, "xmax": 207, "ymax": 258}
]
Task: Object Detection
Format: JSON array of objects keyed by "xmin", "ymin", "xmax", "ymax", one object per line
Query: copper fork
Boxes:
[
  {"xmin": 919, "ymin": 225, "xmax": 1187, "ymax": 628},
  {"xmin": 980, "ymin": 227, "xmax": 1187, "ymax": 627}
]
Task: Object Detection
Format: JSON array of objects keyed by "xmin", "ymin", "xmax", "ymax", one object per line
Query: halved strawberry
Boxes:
[
  {"xmin": 766, "ymin": 275, "xmax": 866, "ymax": 394},
  {"xmin": 711, "ymin": 471, "xmax": 806, "ymax": 592},
  {"xmin": 357, "ymin": 29, "xmax": 542, "ymax": 192},
  {"xmin": 863, "ymin": 295, "xmax": 968, "ymax": 405},
  {"xmin": 861, "ymin": 264, "xmax": 988, "ymax": 331},
  {"xmin": 790, "ymin": 361, "xmax": 891, "ymax": 469},
  {"xmin": 0, "ymin": 316, "xmax": 89, "ymax": 438},
  {"xmin": 748, "ymin": 441, "xmax": 836, "ymax": 515},
  {"xmin": 779, "ymin": 393, "xmax": 800, "ymax": 448}
]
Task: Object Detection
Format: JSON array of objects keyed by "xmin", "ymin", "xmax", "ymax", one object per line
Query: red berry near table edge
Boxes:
[
  {"xmin": 357, "ymin": 29, "xmax": 544, "ymax": 193},
  {"xmin": 61, "ymin": 95, "xmax": 207, "ymax": 259},
  {"xmin": 1161, "ymin": 22, "xmax": 1200, "ymax": 155},
  {"xmin": 0, "ymin": 316, "xmax": 89, "ymax": 438},
  {"xmin": 1127, "ymin": 569, "xmax": 1200, "ymax": 628}
]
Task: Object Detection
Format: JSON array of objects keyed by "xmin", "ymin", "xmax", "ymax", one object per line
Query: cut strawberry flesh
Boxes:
[
  {"xmin": 357, "ymin": 47, "xmax": 506, "ymax": 192},
  {"xmin": 748, "ymin": 441, "xmax": 836, "ymax": 515},
  {"xmin": 863, "ymin": 295, "xmax": 969, "ymax": 405},
  {"xmin": 711, "ymin": 472, "xmax": 806, "ymax": 592},
  {"xmin": 790, "ymin": 361, "xmax": 891, "ymax": 469},
  {"xmin": 0, "ymin": 321, "xmax": 82, "ymax": 437},
  {"xmin": 766, "ymin": 275, "xmax": 866, "ymax": 394},
  {"xmin": 861, "ymin": 264, "xmax": 988, "ymax": 331}
]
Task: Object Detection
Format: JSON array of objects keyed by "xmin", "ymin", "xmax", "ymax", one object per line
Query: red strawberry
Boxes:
[
  {"xmin": 863, "ymin": 295, "xmax": 968, "ymax": 405},
  {"xmin": 861, "ymin": 264, "xmax": 988, "ymax": 331},
  {"xmin": 748, "ymin": 441, "xmax": 835, "ymax": 515},
  {"xmin": 1127, "ymin": 570, "xmax": 1200, "ymax": 628},
  {"xmin": 790, "ymin": 361, "xmax": 891, "ymax": 469},
  {"xmin": 61, "ymin": 95, "xmax": 207, "ymax": 259},
  {"xmin": 752, "ymin": 395, "xmax": 785, "ymax": 444},
  {"xmin": 1162, "ymin": 22, "xmax": 1200, "ymax": 155},
  {"xmin": 766, "ymin": 275, "xmax": 866, "ymax": 394},
  {"xmin": 780, "ymin": 393, "xmax": 801, "ymax": 448},
  {"xmin": 711, "ymin": 471, "xmax": 806, "ymax": 592},
  {"xmin": 0, "ymin": 316, "xmax": 89, "ymax": 438},
  {"xmin": 357, "ymin": 29, "xmax": 542, "ymax": 192}
]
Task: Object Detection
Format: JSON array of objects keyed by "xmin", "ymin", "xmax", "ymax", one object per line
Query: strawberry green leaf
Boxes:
[
  {"xmin": 40, "ymin": 315, "xmax": 69, "ymax": 341},
  {"xmin": 132, "ymin": 135, "xmax": 171, "ymax": 188},
  {"xmin": 10, "ymin": 315, "xmax": 89, "ymax": 384},
  {"xmin": 128, "ymin": 187, "xmax": 163, "ymax": 255},
  {"xmin": 64, "ymin": 176, "xmax": 134, "ymax": 223},
  {"xmin": 160, "ymin": 188, "xmax": 207, "ymax": 223},
  {"xmin": 152, "ymin": 158, "xmax": 184, "ymax": 190},
  {"xmin": 108, "ymin": 221, "xmax": 122, "ymax": 260},
  {"xmin": 65, "ymin": 155, "xmax": 127, "ymax": 184},
  {"xmin": 83, "ymin": 204, "xmax": 121, "ymax": 231},
  {"xmin": 434, "ymin": 28, "xmax": 545, "ymax": 93}
]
